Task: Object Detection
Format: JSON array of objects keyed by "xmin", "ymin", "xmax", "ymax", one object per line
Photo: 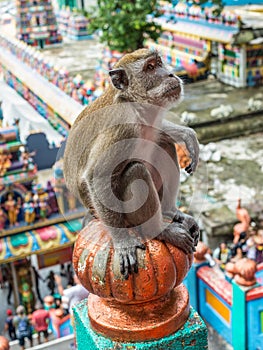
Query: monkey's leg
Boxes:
[
  {"xmin": 162, "ymin": 120, "xmax": 199, "ymax": 174},
  {"xmin": 77, "ymin": 179, "xmax": 96, "ymax": 228},
  {"xmin": 159, "ymin": 178, "xmax": 200, "ymax": 252},
  {"xmin": 117, "ymin": 162, "xmax": 165, "ymax": 278},
  {"xmin": 80, "ymin": 162, "xmax": 161, "ymax": 279},
  {"xmin": 156, "ymin": 141, "xmax": 199, "ymax": 252},
  {"xmin": 121, "ymin": 162, "xmax": 164, "ymax": 238}
]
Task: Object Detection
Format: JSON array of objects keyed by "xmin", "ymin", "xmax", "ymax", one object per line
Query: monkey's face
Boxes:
[
  {"xmin": 139, "ymin": 54, "xmax": 183, "ymax": 108},
  {"xmin": 109, "ymin": 50, "xmax": 183, "ymax": 109}
]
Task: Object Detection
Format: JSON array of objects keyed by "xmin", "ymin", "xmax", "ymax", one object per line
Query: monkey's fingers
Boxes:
[
  {"xmin": 127, "ymin": 250, "xmax": 138, "ymax": 274},
  {"xmin": 178, "ymin": 213, "xmax": 200, "ymax": 246},
  {"xmin": 125, "ymin": 244, "xmax": 145, "ymax": 275},
  {"xmin": 136, "ymin": 243, "xmax": 146, "ymax": 250},
  {"xmin": 119, "ymin": 244, "xmax": 145, "ymax": 279},
  {"xmin": 120, "ymin": 252, "xmax": 130, "ymax": 280},
  {"xmin": 189, "ymin": 224, "xmax": 200, "ymax": 246},
  {"xmin": 158, "ymin": 224, "xmax": 195, "ymax": 254},
  {"xmin": 175, "ymin": 210, "xmax": 199, "ymax": 233},
  {"xmin": 184, "ymin": 163, "xmax": 193, "ymax": 175}
]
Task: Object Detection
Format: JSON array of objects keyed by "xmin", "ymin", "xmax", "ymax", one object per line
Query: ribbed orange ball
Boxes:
[{"xmin": 73, "ymin": 219, "xmax": 193, "ymax": 303}]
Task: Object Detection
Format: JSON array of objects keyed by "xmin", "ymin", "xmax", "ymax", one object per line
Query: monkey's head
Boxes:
[{"xmin": 109, "ymin": 49, "xmax": 183, "ymax": 109}]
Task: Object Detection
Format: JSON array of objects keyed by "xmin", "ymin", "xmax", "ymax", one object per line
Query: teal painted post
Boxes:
[
  {"xmin": 70, "ymin": 0, "xmax": 77, "ymax": 9},
  {"xmin": 185, "ymin": 262, "xmax": 208, "ymax": 312},
  {"xmin": 57, "ymin": 0, "xmax": 64, "ymax": 9},
  {"xmin": 232, "ymin": 281, "xmax": 246, "ymax": 350},
  {"xmin": 73, "ymin": 299, "xmax": 208, "ymax": 350},
  {"xmin": 185, "ymin": 264, "xmax": 198, "ymax": 310}
]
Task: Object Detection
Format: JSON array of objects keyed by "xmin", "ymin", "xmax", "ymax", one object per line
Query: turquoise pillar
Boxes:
[
  {"xmin": 184, "ymin": 261, "xmax": 208, "ymax": 311},
  {"xmin": 73, "ymin": 299, "xmax": 208, "ymax": 350},
  {"xmin": 232, "ymin": 281, "xmax": 246, "ymax": 350}
]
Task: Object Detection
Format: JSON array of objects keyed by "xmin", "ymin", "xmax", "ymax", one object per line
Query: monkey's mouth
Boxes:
[{"xmin": 165, "ymin": 83, "xmax": 181, "ymax": 97}]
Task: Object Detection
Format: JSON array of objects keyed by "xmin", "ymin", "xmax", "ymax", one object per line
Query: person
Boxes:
[
  {"xmin": 31, "ymin": 302, "xmax": 50, "ymax": 344},
  {"xmin": 254, "ymin": 229, "xmax": 263, "ymax": 264},
  {"xmin": 213, "ymin": 241, "xmax": 231, "ymax": 269},
  {"xmin": 45, "ymin": 270, "xmax": 56, "ymax": 295},
  {"xmin": 4, "ymin": 309, "xmax": 16, "ymax": 340},
  {"xmin": 6, "ymin": 268, "xmax": 13, "ymax": 305},
  {"xmin": 55, "ymin": 274, "xmax": 89, "ymax": 315},
  {"xmin": 55, "ymin": 274, "xmax": 89, "ymax": 350},
  {"xmin": 1, "ymin": 265, "xmax": 8, "ymax": 289},
  {"xmin": 32, "ymin": 266, "xmax": 44, "ymax": 303},
  {"xmin": 230, "ymin": 246, "xmax": 243, "ymax": 263},
  {"xmin": 66, "ymin": 264, "xmax": 74, "ymax": 287},
  {"xmin": 13, "ymin": 305, "xmax": 33, "ymax": 350},
  {"xmin": 60, "ymin": 263, "xmax": 66, "ymax": 277}
]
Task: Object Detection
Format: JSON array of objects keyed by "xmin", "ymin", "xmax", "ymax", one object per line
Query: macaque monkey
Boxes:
[{"xmin": 64, "ymin": 49, "xmax": 200, "ymax": 278}]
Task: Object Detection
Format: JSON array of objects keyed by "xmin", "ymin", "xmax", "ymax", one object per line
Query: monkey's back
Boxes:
[{"xmin": 63, "ymin": 99, "xmax": 143, "ymax": 201}]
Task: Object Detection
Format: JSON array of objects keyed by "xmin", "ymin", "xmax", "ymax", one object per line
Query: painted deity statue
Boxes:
[{"xmin": 4, "ymin": 193, "xmax": 17, "ymax": 227}]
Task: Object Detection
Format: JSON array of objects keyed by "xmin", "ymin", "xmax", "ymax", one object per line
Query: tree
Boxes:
[
  {"xmin": 87, "ymin": 0, "xmax": 224, "ymax": 53},
  {"xmin": 87, "ymin": 0, "xmax": 162, "ymax": 53}
]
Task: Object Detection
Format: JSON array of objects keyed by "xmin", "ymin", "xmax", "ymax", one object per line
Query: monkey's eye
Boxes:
[
  {"xmin": 157, "ymin": 59, "xmax": 162, "ymax": 67},
  {"xmin": 147, "ymin": 63, "xmax": 155, "ymax": 70}
]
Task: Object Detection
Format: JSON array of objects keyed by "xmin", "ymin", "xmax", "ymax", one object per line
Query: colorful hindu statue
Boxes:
[
  {"xmin": 4, "ymin": 193, "xmax": 18, "ymax": 227},
  {"xmin": 23, "ymin": 192, "xmax": 35, "ymax": 225}
]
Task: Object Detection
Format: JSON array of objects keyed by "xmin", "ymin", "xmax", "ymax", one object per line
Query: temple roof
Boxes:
[{"xmin": 0, "ymin": 218, "xmax": 81, "ymax": 263}]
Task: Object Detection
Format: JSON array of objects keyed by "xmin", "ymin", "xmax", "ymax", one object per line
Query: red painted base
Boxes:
[{"xmin": 88, "ymin": 284, "xmax": 190, "ymax": 342}]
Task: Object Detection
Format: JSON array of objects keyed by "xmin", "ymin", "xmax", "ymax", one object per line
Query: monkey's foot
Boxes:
[
  {"xmin": 157, "ymin": 221, "xmax": 196, "ymax": 254},
  {"xmin": 114, "ymin": 237, "xmax": 145, "ymax": 280},
  {"xmin": 173, "ymin": 210, "xmax": 200, "ymax": 247}
]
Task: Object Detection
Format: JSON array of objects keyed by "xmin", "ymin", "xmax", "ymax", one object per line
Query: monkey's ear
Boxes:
[{"xmin": 109, "ymin": 69, "xmax": 129, "ymax": 90}]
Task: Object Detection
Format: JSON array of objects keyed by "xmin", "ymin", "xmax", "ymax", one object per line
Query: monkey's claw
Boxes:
[
  {"xmin": 185, "ymin": 163, "xmax": 193, "ymax": 175},
  {"xmin": 115, "ymin": 240, "xmax": 145, "ymax": 279},
  {"xmin": 174, "ymin": 210, "xmax": 200, "ymax": 247}
]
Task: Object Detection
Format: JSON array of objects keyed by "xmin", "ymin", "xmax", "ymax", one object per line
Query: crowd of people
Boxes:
[
  {"xmin": 3, "ymin": 303, "xmax": 49, "ymax": 350},
  {"xmin": 212, "ymin": 222, "xmax": 263, "ymax": 269},
  {"xmin": 210, "ymin": 198, "xmax": 263, "ymax": 270},
  {"xmin": 1, "ymin": 262, "xmax": 89, "ymax": 350}
]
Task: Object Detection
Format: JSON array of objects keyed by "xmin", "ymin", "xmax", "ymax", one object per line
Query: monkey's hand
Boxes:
[
  {"xmin": 162, "ymin": 120, "xmax": 199, "ymax": 175},
  {"xmin": 157, "ymin": 222, "xmax": 195, "ymax": 254},
  {"xmin": 173, "ymin": 209, "xmax": 200, "ymax": 247},
  {"xmin": 113, "ymin": 235, "xmax": 145, "ymax": 280}
]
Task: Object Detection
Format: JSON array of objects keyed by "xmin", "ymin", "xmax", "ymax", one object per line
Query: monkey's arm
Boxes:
[{"xmin": 162, "ymin": 120, "xmax": 199, "ymax": 174}]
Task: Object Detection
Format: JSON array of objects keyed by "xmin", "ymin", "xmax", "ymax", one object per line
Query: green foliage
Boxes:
[
  {"xmin": 87, "ymin": 0, "xmax": 225, "ymax": 52},
  {"xmin": 87, "ymin": 0, "xmax": 162, "ymax": 53}
]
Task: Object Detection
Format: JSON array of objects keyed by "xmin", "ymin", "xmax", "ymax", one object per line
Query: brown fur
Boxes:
[{"xmin": 64, "ymin": 49, "xmax": 199, "ymax": 278}]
